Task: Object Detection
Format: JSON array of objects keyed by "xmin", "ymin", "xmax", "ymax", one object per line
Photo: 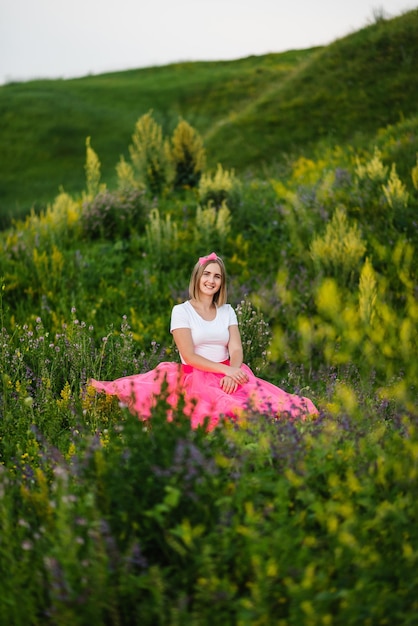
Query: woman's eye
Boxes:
[{"xmin": 202, "ymin": 272, "xmax": 221, "ymax": 279}]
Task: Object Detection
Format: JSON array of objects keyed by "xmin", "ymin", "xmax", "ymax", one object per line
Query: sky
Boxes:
[{"xmin": 0, "ymin": 0, "xmax": 414, "ymax": 85}]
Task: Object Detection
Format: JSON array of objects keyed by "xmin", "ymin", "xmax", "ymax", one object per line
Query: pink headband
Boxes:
[{"xmin": 198, "ymin": 252, "xmax": 218, "ymax": 265}]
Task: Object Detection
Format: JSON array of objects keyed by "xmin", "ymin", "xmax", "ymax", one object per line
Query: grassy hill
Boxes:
[
  {"xmin": 205, "ymin": 9, "xmax": 418, "ymax": 171},
  {"xmin": 0, "ymin": 50, "xmax": 312, "ymax": 221},
  {"xmin": 0, "ymin": 8, "xmax": 417, "ymax": 222}
]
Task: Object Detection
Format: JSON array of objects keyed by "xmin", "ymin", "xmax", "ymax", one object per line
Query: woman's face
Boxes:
[{"xmin": 198, "ymin": 262, "xmax": 222, "ymax": 298}]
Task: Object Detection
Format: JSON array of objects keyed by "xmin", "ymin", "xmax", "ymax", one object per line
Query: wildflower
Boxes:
[{"xmin": 18, "ymin": 519, "xmax": 30, "ymax": 528}]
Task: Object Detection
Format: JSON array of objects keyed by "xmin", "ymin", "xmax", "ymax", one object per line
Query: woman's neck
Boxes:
[{"xmin": 190, "ymin": 296, "xmax": 214, "ymax": 311}]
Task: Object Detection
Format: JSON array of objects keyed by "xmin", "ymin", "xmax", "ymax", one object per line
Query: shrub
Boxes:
[
  {"xmin": 358, "ymin": 257, "xmax": 378, "ymax": 324},
  {"xmin": 310, "ymin": 206, "xmax": 366, "ymax": 285},
  {"xmin": 355, "ymin": 146, "xmax": 388, "ymax": 184},
  {"xmin": 81, "ymin": 188, "xmax": 148, "ymax": 239},
  {"xmin": 129, "ymin": 112, "xmax": 172, "ymax": 196},
  {"xmin": 115, "ymin": 155, "xmax": 142, "ymax": 192},
  {"xmin": 144, "ymin": 207, "xmax": 179, "ymax": 268},
  {"xmin": 412, "ymin": 153, "xmax": 418, "ymax": 190},
  {"xmin": 382, "ymin": 163, "xmax": 409, "ymax": 213},
  {"xmin": 193, "ymin": 200, "xmax": 231, "ymax": 254},
  {"xmin": 84, "ymin": 136, "xmax": 105, "ymax": 200},
  {"xmin": 168, "ymin": 119, "xmax": 206, "ymax": 190},
  {"xmin": 235, "ymin": 299, "xmax": 272, "ymax": 375},
  {"xmin": 5, "ymin": 191, "xmax": 82, "ymax": 253},
  {"xmin": 352, "ymin": 147, "xmax": 391, "ymax": 220},
  {"xmin": 198, "ymin": 163, "xmax": 242, "ymax": 210}
]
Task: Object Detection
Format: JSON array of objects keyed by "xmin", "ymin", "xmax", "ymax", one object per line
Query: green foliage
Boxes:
[
  {"xmin": 206, "ymin": 9, "xmax": 418, "ymax": 171},
  {"xmin": 0, "ymin": 117, "xmax": 418, "ymax": 623},
  {"xmin": 115, "ymin": 154, "xmax": 141, "ymax": 191},
  {"xmin": 129, "ymin": 112, "xmax": 172, "ymax": 196},
  {"xmin": 310, "ymin": 206, "xmax": 366, "ymax": 285},
  {"xmin": 375, "ymin": 115, "xmax": 418, "ymax": 185},
  {"xmin": 0, "ymin": 383, "xmax": 417, "ymax": 623},
  {"xmin": 84, "ymin": 136, "xmax": 105, "ymax": 200},
  {"xmin": 353, "ymin": 146, "xmax": 391, "ymax": 219},
  {"xmin": 412, "ymin": 154, "xmax": 418, "ymax": 190},
  {"xmin": 193, "ymin": 200, "xmax": 231, "ymax": 254},
  {"xmin": 81, "ymin": 187, "xmax": 148, "ymax": 239},
  {"xmin": 145, "ymin": 207, "xmax": 179, "ymax": 269},
  {"xmin": 382, "ymin": 163, "xmax": 409, "ymax": 212},
  {"xmin": 169, "ymin": 119, "xmax": 206, "ymax": 189},
  {"xmin": 198, "ymin": 163, "xmax": 242, "ymax": 210},
  {"xmin": 235, "ymin": 299, "xmax": 271, "ymax": 375},
  {"xmin": 6, "ymin": 190, "xmax": 82, "ymax": 249},
  {"xmin": 3, "ymin": 8, "xmax": 417, "ymax": 222},
  {"xmin": 0, "ymin": 50, "xmax": 309, "ymax": 220},
  {"xmin": 355, "ymin": 146, "xmax": 388, "ymax": 183},
  {"xmin": 358, "ymin": 257, "xmax": 377, "ymax": 324},
  {"xmin": 345, "ymin": 143, "xmax": 417, "ymax": 240}
]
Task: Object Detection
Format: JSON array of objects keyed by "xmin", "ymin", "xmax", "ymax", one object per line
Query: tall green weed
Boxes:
[{"xmin": 169, "ymin": 119, "xmax": 206, "ymax": 190}]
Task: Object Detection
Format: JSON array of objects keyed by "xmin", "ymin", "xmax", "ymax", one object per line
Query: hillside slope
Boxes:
[
  {"xmin": 0, "ymin": 8, "xmax": 417, "ymax": 221},
  {"xmin": 205, "ymin": 9, "xmax": 418, "ymax": 170},
  {"xmin": 0, "ymin": 50, "xmax": 312, "ymax": 219}
]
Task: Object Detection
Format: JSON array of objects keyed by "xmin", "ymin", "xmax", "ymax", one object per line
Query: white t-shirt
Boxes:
[{"xmin": 170, "ymin": 301, "xmax": 238, "ymax": 364}]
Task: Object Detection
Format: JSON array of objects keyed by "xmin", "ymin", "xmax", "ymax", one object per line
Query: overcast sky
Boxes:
[{"xmin": 0, "ymin": 0, "xmax": 414, "ymax": 85}]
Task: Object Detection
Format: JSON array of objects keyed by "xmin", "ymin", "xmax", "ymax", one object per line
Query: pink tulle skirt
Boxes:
[{"xmin": 89, "ymin": 361, "xmax": 318, "ymax": 431}]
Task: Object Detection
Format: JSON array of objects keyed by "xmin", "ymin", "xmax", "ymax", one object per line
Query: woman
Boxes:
[{"xmin": 90, "ymin": 253, "xmax": 318, "ymax": 430}]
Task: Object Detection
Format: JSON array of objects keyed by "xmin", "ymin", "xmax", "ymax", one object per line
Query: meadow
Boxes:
[{"xmin": 0, "ymin": 8, "xmax": 418, "ymax": 626}]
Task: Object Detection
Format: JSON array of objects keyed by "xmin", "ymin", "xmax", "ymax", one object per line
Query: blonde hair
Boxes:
[{"xmin": 189, "ymin": 255, "xmax": 227, "ymax": 306}]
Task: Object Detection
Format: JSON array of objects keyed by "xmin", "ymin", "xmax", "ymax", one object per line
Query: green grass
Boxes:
[
  {"xmin": 0, "ymin": 8, "xmax": 417, "ymax": 222},
  {"xmin": 0, "ymin": 51, "xmax": 312, "ymax": 220},
  {"xmin": 205, "ymin": 9, "xmax": 418, "ymax": 169}
]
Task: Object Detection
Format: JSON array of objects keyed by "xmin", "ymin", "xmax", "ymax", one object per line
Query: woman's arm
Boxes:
[
  {"xmin": 219, "ymin": 325, "xmax": 249, "ymax": 392},
  {"xmin": 227, "ymin": 324, "xmax": 245, "ymax": 369},
  {"xmin": 172, "ymin": 326, "xmax": 248, "ymax": 384}
]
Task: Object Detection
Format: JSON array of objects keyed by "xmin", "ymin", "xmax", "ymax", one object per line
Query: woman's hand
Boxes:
[
  {"xmin": 220, "ymin": 376, "xmax": 238, "ymax": 394},
  {"xmin": 227, "ymin": 366, "xmax": 249, "ymax": 385}
]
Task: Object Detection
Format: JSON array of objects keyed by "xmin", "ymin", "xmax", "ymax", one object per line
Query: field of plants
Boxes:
[
  {"xmin": 1, "ymin": 9, "xmax": 418, "ymax": 223},
  {"xmin": 1, "ymin": 109, "xmax": 417, "ymax": 623},
  {"xmin": 1, "ymin": 8, "xmax": 418, "ymax": 626}
]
